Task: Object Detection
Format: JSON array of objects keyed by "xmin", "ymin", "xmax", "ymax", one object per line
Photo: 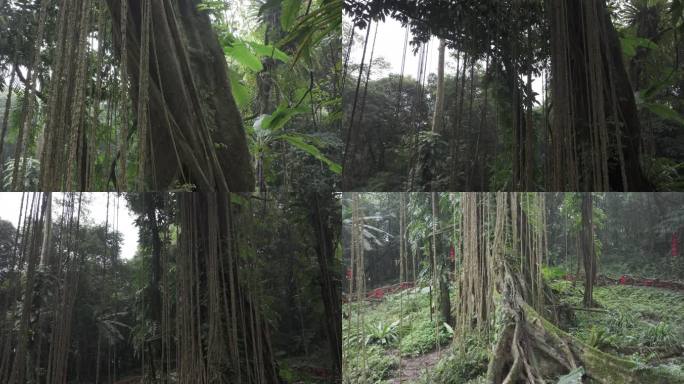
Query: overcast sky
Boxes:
[
  {"xmin": 347, "ymin": 16, "xmax": 545, "ymax": 100},
  {"xmin": 348, "ymin": 16, "xmax": 443, "ymax": 80},
  {"xmin": 0, "ymin": 193, "xmax": 138, "ymax": 260}
]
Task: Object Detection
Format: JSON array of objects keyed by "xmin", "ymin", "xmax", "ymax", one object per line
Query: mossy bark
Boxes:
[
  {"xmin": 486, "ymin": 268, "xmax": 684, "ymax": 384},
  {"xmin": 106, "ymin": 0, "xmax": 254, "ymax": 191}
]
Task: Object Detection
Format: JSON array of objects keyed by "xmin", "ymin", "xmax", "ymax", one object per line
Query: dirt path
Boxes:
[{"xmin": 388, "ymin": 348, "xmax": 445, "ymax": 383}]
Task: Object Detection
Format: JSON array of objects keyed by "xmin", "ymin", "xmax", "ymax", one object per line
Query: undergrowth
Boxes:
[
  {"xmin": 344, "ymin": 272, "xmax": 684, "ymax": 383},
  {"xmin": 550, "ymin": 278, "xmax": 684, "ymax": 364}
]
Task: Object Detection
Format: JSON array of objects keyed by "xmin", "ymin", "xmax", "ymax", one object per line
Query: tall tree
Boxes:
[
  {"xmin": 309, "ymin": 192, "xmax": 342, "ymax": 375},
  {"xmin": 431, "ymin": 40, "xmax": 447, "ymax": 135},
  {"xmin": 548, "ymin": 0, "xmax": 651, "ymax": 191},
  {"xmin": 105, "ymin": 1, "xmax": 253, "ymax": 191},
  {"xmin": 581, "ymin": 192, "xmax": 597, "ymax": 307}
]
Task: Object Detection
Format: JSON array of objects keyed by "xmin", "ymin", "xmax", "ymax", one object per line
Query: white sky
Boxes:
[
  {"xmin": 348, "ymin": 17, "xmax": 443, "ymax": 80},
  {"xmin": 0, "ymin": 193, "xmax": 137, "ymax": 260},
  {"xmin": 347, "ymin": 17, "xmax": 545, "ymax": 101}
]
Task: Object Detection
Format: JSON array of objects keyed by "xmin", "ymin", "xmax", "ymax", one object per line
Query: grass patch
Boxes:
[
  {"xmin": 550, "ymin": 278, "xmax": 684, "ymax": 363},
  {"xmin": 417, "ymin": 334, "xmax": 489, "ymax": 384}
]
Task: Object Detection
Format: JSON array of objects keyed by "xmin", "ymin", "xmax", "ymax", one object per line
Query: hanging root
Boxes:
[{"xmin": 486, "ymin": 272, "xmax": 684, "ymax": 384}]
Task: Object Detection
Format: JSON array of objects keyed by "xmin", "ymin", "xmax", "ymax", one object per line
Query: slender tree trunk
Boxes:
[
  {"xmin": 431, "ymin": 40, "xmax": 446, "ymax": 134},
  {"xmin": 39, "ymin": 193, "xmax": 52, "ymax": 267},
  {"xmin": 310, "ymin": 193, "xmax": 342, "ymax": 375},
  {"xmin": 581, "ymin": 192, "xmax": 596, "ymax": 307}
]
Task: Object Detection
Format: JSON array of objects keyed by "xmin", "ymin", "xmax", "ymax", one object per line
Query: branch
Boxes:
[{"xmin": 13, "ymin": 66, "xmax": 47, "ymax": 103}]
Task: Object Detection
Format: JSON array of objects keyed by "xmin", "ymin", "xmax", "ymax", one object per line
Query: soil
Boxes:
[{"xmin": 388, "ymin": 348, "xmax": 445, "ymax": 383}]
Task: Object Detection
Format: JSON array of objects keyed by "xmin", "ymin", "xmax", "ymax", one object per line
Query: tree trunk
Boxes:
[
  {"xmin": 106, "ymin": 0, "xmax": 253, "ymax": 191},
  {"xmin": 432, "ymin": 193, "xmax": 451, "ymax": 325},
  {"xmin": 432, "ymin": 40, "xmax": 446, "ymax": 134},
  {"xmin": 144, "ymin": 194, "xmax": 162, "ymax": 378},
  {"xmin": 310, "ymin": 193, "xmax": 342, "ymax": 375},
  {"xmin": 177, "ymin": 193, "xmax": 279, "ymax": 383},
  {"xmin": 39, "ymin": 193, "xmax": 52, "ymax": 268},
  {"xmin": 548, "ymin": 0, "xmax": 651, "ymax": 191},
  {"xmin": 581, "ymin": 192, "xmax": 596, "ymax": 307},
  {"xmin": 487, "ymin": 271, "xmax": 684, "ymax": 383}
]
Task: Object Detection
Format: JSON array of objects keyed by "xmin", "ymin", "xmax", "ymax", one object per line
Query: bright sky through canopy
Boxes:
[{"xmin": 0, "ymin": 193, "xmax": 137, "ymax": 260}]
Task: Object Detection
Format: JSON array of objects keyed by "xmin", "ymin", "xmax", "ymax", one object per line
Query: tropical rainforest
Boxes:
[
  {"xmin": 0, "ymin": 191, "xmax": 342, "ymax": 383},
  {"xmin": 0, "ymin": 0, "xmax": 341, "ymax": 192},
  {"xmin": 343, "ymin": 192, "xmax": 684, "ymax": 383},
  {"xmin": 343, "ymin": 0, "xmax": 684, "ymax": 191}
]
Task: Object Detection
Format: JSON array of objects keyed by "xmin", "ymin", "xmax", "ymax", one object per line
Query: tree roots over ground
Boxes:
[{"xmin": 487, "ymin": 269, "xmax": 684, "ymax": 384}]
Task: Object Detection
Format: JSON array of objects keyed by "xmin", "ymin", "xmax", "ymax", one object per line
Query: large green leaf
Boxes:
[
  {"xmin": 247, "ymin": 41, "xmax": 290, "ymax": 63},
  {"xmin": 261, "ymin": 104, "xmax": 307, "ymax": 132},
  {"xmin": 228, "ymin": 69, "xmax": 250, "ymax": 108},
  {"xmin": 643, "ymin": 102, "xmax": 684, "ymax": 126},
  {"xmin": 280, "ymin": 134, "xmax": 341, "ymax": 174},
  {"xmin": 225, "ymin": 43, "xmax": 263, "ymax": 72},
  {"xmin": 281, "ymin": 0, "xmax": 303, "ymax": 30}
]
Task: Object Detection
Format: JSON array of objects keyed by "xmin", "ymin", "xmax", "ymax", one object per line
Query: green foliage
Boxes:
[
  {"xmin": 281, "ymin": 0, "xmax": 304, "ymax": 30},
  {"xmin": 542, "ymin": 266, "xmax": 567, "ymax": 281},
  {"xmin": 426, "ymin": 335, "xmax": 489, "ymax": 384},
  {"xmin": 620, "ymin": 35, "xmax": 658, "ymax": 58},
  {"xmin": 280, "ymin": 0, "xmax": 341, "ymax": 64},
  {"xmin": 343, "ymin": 345, "xmax": 397, "ymax": 383},
  {"xmin": 364, "ymin": 319, "xmax": 400, "ymax": 346},
  {"xmin": 587, "ymin": 326, "xmax": 615, "ymax": 350},
  {"xmin": 642, "ymin": 102, "xmax": 684, "ymax": 126},
  {"xmin": 554, "ymin": 282, "xmax": 684, "ymax": 362},
  {"xmin": 399, "ymin": 316, "xmax": 452, "ymax": 356},
  {"xmin": 2, "ymin": 158, "xmax": 39, "ymax": 190},
  {"xmin": 642, "ymin": 322, "xmax": 678, "ymax": 349},
  {"xmin": 281, "ymin": 133, "xmax": 342, "ymax": 174}
]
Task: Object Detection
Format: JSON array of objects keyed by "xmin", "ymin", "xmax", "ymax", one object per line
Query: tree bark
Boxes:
[
  {"xmin": 310, "ymin": 193, "xmax": 342, "ymax": 375},
  {"xmin": 581, "ymin": 192, "xmax": 596, "ymax": 307},
  {"xmin": 431, "ymin": 40, "xmax": 446, "ymax": 134},
  {"xmin": 548, "ymin": 0, "xmax": 651, "ymax": 191},
  {"xmin": 106, "ymin": 0, "xmax": 253, "ymax": 191}
]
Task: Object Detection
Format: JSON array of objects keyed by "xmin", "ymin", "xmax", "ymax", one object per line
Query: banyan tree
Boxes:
[
  {"xmin": 342, "ymin": 0, "xmax": 679, "ymax": 191},
  {"xmin": 0, "ymin": 0, "xmax": 253, "ymax": 191},
  {"xmin": 457, "ymin": 192, "xmax": 680, "ymax": 382},
  {"xmin": 0, "ymin": 191, "xmax": 342, "ymax": 383}
]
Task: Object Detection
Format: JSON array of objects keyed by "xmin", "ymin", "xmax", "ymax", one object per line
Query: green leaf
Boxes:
[
  {"xmin": 280, "ymin": 134, "xmax": 342, "ymax": 174},
  {"xmin": 261, "ymin": 104, "xmax": 307, "ymax": 132},
  {"xmin": 228, "ymin": 69, "xmax": 250, "ymax": 108},
  {"xmin": 620, "ymin": 36, "xmax": 658, "ymax": 59},
  {"xmin": 229, "ymin": 193, "xmax": 250, "ymax": 207},
  {"xmin": 247, "ymin": 41, "xmax": 290, "ymax": 63},
  {"xmin": 281, "ymin": 0, "xmax": 303, "ymax": 30},
  {"xmin": 643, "ymin": 102, "xmax": 684, "ymax": 126},
  {"xmin": 225, "ymin": 43, "xmax": 263, "ymax": 72},
  {"xmin": 557, "ymin": 367, "xmax": 584, "ymax": 384}
]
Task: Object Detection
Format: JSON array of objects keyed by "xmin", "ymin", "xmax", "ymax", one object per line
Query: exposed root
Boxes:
[{"xmin": 486, "ymin": 271, "xmax": 684, "ymax": 384}]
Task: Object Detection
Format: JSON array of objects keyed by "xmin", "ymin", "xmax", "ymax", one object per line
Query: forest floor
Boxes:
[
  {"xmin": 343, "ymin": 269, "xmax": 684, "ymax": 383},
  {"xmin": 279, "ymin": 349, "xmax": 337, "ymax": 383},
  {"xmin": 387, "ymin": 348, "xmax": 444, "ymax": 383}
]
